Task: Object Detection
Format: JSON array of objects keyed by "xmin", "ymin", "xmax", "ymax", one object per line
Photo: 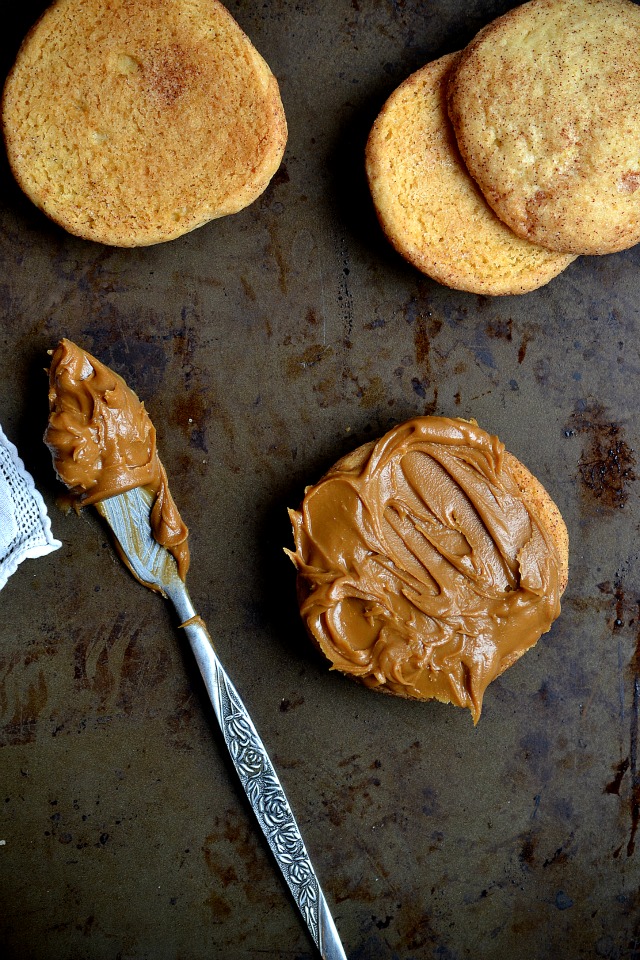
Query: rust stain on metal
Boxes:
[
  {"xmin": 519, "ymin": 833, "xmax": 537, "ymax": 867},
  {"xmin": 598, "ymin": 580, "xmax": 640, "ymax": 857},
  {"xmin": 240, "ymin": 275, "xmax": 256, "ymax": 301},
  {"xmin": 542, "ymin": 841, "xmax": 572, "ymax": 869},
  {"xmin": 413, "ymin": 312, "xmax": 443, "ymax": 366},
  {"xmin": 597, "ymin": 578, "xmax": 627, "ymax": 631},
  {"xmin": 566, "ymin": 402, "xmax": 636, "ymax": 510},
  {"xmin": 357, "ymin": 373, "xmax": 386, "ymax": 409},
  {"xmin": 74, "ymin": 613, "xmax": 170, "ymax": 715},
  {"xmin": 485, "ymin": 317, "xmax": 513, "ymax": 342},
  {"xmin": 165, "ymin": 692, "xmax": 199, "ymax": 751},
  {"xmin": 408, "ymin": 303, "xmax": 443, "ymax": 415},
  {"xmin": 3, "ymin": 669, "xmax": 48, "ymax": 746},
  {"xmin": 606, "ymin": 757, "xmax": 630, "ymax": 796},
  {"xmin": 279, "ymin": 695, "xmax": 304, "ymax": 713},
  {"xmin": 286, "ymin": 343, "xmax": 333, "ymax": 380},
  {"xmin": 265, "ymin": 221, "xmax": 288, "ymax": 295},
  {"xmin": 172, "ymin": 389, "xmax": 212, "ymax": 453},
  {"xmin": 627, "ymin": 609, "xmax": 640, "ymax": 858},
  {"xmin": 305, "ymin": 306, "xmax": 321, "ymax": 328},
  {"xmin": 313, "ymin": 375, "xmax": 342, "ymax": 408},
  {"xmin": 202, "ymin": 808, "xmax": 279, "ymax": 915},
  {"xmin": 320, "ymin": 753, "xmax": 388, "ymax": 828},
  {"xmin": 259, "ymin": 164, "xmax": 290, "ymax": 299},
  {"xmin": 517, "ymin": 330, "xmax": 532, "ymax": 364}
]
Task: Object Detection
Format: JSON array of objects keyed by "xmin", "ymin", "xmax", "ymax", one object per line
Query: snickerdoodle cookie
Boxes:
[
  {"xmin": 448, "ymin": 0, "xmax": 640, "ymax": 255},
  {"xmin": 2, "ymin": 0, "xmax": 287, "ymax": 246}
]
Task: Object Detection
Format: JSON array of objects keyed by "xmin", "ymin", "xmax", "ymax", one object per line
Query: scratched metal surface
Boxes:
[{"xmin": 1, "ymin": 1, "xmax": 640, "ymax": 958}]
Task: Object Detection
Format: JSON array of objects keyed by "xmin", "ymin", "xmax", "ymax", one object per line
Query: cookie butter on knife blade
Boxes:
[
  {"xmin": 44, "ymin": 338, "xmax": 189, "ymax": 580},
  {"xmin": 286, "ymin": 417, "xmax": 568, "ymax": 723},
  {"xmin": 42, "ymin": 340, "xmax": 350, "ymax": 956}
]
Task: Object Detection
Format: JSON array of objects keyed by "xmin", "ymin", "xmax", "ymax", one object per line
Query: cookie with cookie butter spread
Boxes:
[
  {"xmin": 44, "ymin": 338, "xmax": 189, "ymax": 580},
  {"xmin": 286, "ymin": 417, "xmax": 568, "ymax": 722}
]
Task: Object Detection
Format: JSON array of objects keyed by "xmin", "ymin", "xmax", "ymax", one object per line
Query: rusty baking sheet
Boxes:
[{"xmin": 1, "ymin": 1, "xmax": 640, "ymax": 958}]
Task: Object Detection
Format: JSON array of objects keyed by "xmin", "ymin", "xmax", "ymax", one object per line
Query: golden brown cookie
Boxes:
[
  {"xmin": 287, "ymin": 417, "xmax": 568, "ymax": 723},
  {"xmin": 448, "ymin": 0, "xmax": 640, "ymax": 255},
  {"xmin": 365, "ymin": 53, "xmax": 575, "ymax": 294},
  {"xmin": 2, "ymin": 0, "xmax": 287, "ymax": 246}
]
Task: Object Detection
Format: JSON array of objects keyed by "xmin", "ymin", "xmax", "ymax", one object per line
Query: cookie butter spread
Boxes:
[
  {"xmin": 44, "ymin": 338, "xmax": 189, "ymax": 579},
  {"xmin": 287, "ymin": 417, "xmax": 566, "ymax": 722}
]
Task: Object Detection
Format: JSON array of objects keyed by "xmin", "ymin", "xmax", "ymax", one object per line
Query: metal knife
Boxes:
[{"xmin": 95, "ymin": 485, "xmax": 347, "ymax": 960}]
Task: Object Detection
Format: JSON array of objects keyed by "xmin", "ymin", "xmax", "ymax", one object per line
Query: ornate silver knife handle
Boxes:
[
  {"xmin": 97, "ymin": 488, "xmax": 347, "ymax": 959},
  {"xmin": 177, "ymin": 606, "xmax": 346, "ymax": 959}
]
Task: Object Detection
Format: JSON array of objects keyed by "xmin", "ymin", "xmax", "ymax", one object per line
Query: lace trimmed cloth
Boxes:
[{"xmin": 0, "ymin": 423, "xmax": 61, "ymax": 591}]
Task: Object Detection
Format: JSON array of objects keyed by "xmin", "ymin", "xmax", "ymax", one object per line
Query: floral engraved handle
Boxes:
[
  {"xmin": 177, "ymin": 612, "xmax": 348, "ymax": 960},
  {"xmin": 217, "ymin": 663, "xmax": 322, "ymax": 942}
]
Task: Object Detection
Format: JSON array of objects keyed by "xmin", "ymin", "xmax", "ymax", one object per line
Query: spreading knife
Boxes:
[{"xmin": 95, "ymin": 484, "xmax": 347, "ymax": 960}]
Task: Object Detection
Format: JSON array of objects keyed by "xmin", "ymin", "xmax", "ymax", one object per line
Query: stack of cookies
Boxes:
[{"xmin": 366, "ymin": 0, "xmax": 640, "ymax": 295}]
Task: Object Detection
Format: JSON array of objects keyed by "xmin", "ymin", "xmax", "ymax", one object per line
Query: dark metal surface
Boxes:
[{"xmin": 1, "ymin": 2, "xmax": 640, "ymax": 958}]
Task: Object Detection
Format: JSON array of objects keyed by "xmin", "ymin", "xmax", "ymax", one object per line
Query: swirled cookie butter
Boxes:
[
  {"xmin": 44, "ymin": 338, "xmax": 189, "ymax": 579},
  {"xmin": 287, "ymin": 417, "xmax": 568, "ymax": 722}
]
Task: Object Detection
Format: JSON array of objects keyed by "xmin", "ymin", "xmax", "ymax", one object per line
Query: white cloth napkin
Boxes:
[{"xmin": 0, "ymin": 423, "xmax": 61, "ymax": 591}]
